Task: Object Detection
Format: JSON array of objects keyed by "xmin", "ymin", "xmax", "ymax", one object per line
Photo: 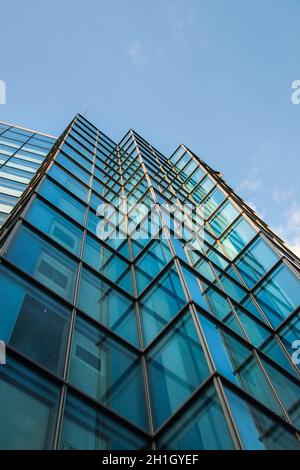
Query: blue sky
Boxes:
[{"xmin": 1, "ymin": 0, "xmax": 300, "ymax": 254}]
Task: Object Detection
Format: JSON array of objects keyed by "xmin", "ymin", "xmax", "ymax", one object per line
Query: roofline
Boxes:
[{"xmin": 0, "ymin": 120, "xmax": 57, "ymax": 139}]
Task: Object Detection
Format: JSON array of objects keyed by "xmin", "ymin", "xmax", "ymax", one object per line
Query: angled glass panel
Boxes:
[
  {"xmin": 0, "ymin": 265, "xmax": 70, "ymax": 375},
  {"xmin": 4, "ymin": 225, "xmax": 77, "ymax": 302},
  {"xmin": 77, "ymin": 267, "xmax": 137, "ymax": 346},
  {"xmin": 279, "ymin": 313, "xmax": 300, "ymax": 372},
  {"xmin": 225, "ymin": 387, "xmax": 300, "ymax": 450},
  {"xmin": 60, "ymin": 393, "xmax": 148, "ymax": 450},
  {"xmin": 236, "ymin": 237, "xmax": 279, "ymax": 288},
  {"xmin": 220, "ymin": 217, "xmax": 256, "ymax": 260},
  {"xmin": 198, "ymin": 313, "xmax": 283, "ymax": 416},
  {"xmin": 254, "ymin": 263, "xmax": 300, "ymax": 327},
  {"xmin": 60, "ymin": 143, "xmax": 93, "ymax": 172},
  {"xmin": 39, "ymin": 178, "xmax": 87, "ymax": 225},
  {"xmin": 26, "ymin": 197, "xmax": 83, "ymax": 256},
  {"xmin": 203, "ymin": 188, "xmax": 225, "ymax": 219},
  {"xmin": 56, "ymin": 152, "xmax": 91, "ymax": 185},
  {"xmin": 158, "ymin": 385, "xmax": 234, "ymax": 449},
  {"xmin": 139, "ymin": 265, "xmax": 187, "ymax": 346},
  {"xmin": 147, "ymin": 312, "xmax": 210, "ymax": 429},
  {"xmin": 209, "ymin": 201, "xmax": 239, "ymax": 237},
  {"xmin": 83, "ymin": 234, "xmax": 133, "ymax": 294},
  {"xmin": 48, "ymin": 163, "xmax": 89, "ymax": 202},
  {"xmin": 0, "ymin": 357, "xmax": 59, "ymax": 449},
  {"xmin": 261, "ymin": 358, "xmax": 300, "ymax": 427},
  {"xmin": 191, "ymin": 176, "xmax": 214, "ymax": 204},
  {"xmin": 68, "ymin": 316, "xmax": 147, "ymax": 429},
  {"xmin": 135, "ymin": 239, "xmax": 172, "ymax": 294}
]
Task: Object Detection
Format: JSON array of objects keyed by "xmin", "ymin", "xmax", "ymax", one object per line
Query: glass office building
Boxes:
[
  {"xmin": 0, "ymin": 120, "xmax": 56, "ymax": 227},
  {"xmin": 0, "ymin": 114, "xmax": 299, "ymax": 450}
]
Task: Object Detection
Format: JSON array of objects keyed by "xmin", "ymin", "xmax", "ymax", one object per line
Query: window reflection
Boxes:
[
  {"xmin": 0, "ymin": 357, "xmax": 59, "ymax": 449},
  {"xmin": 0, "ymin": 266, "xmax": 70, "ymax": 375},
  {"xmin": 68, "ymin": 316, "xmax": 147, "ymax": 429},
  {"xmin": 77, "ymin": 267, "xmax": 138, "ymax": 346},
  {"xmin": 140, "ymin": 265, "xmax": 187, "ymax": 345},
  {"xmin": 147, "ymin": 312, "xmax": 210, "ymax": 429},
  {"xmin": 158, "ymin": 386, "xmax": 234, "ymax": 449}
]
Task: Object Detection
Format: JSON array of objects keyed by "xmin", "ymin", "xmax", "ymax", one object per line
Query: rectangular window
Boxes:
[
  {"xmin": 140, "ymin": 265, "xmax": 187, "ymax": 345},
  {"xmin": 77, "ymin": 267, "xmax": 137, "ymax": 345},
  {"xmin": 0, "ymin": 265, "xmax": 70, "ymax": 375},
  {"xmin": 147, "ymin": 312, "xmax": 210, "ymax": 429},
  {"xmin": 39, "ymin": 178, "xmax": 87, "ymax": 225},
  {"xmin": 4, "ymin": 225, "xmax": 77, "ymax": 302},
  {"xmin": 60, "ymin": 393, "xmax": 148, "ymax": 450},
  {"xmin": 158, "ymin": 385, "xmax": 234, "ymax": 449},
  {"xmin": 68, "ymin": 316, "xmax": 147, "ymax": 429},
  {"xmin": 0, "ymin": 357, "xmax": 59, "ymax": 449},
  {"xmin": 26, "ymin": 197, "xmax": 83, "ymax": 255},
  {"xmin": 254, "ymin": 263, "xmax": 300, "ymax": 327}
]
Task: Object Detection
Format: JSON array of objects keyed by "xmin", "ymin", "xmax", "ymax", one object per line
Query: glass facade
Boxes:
[
  {"xmin": 0, "ymin": 114, "xmax": 299, "ymax": 449},
  {"xmin": 0, "ymin": 121, "xmax": 56, "ymax": 227}
]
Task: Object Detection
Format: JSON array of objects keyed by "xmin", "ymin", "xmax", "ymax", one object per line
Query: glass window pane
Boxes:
[
  {"xmin": 158, "ymin": 385, "xmax": 234, "ymax": 449},
  {"xmin": 48, "ymin": 163, "xmax": 89, "ymax": 202},
  {"xmin": 60, "ymin": 393, "xmax": 148, "ymax": 450},
  {"xmin": 210, "ymin": 201, "xmax": 239, "ymax": 236},
  {"xmin": 0, "ymin": 357, "xmax": 59, "ymax": 449},
  {"xmin": 279, "ymin": 313, "xmax": 300, "ymax": 372},
  {"xmin": 77, "ymin": 267, "xmax": 137, "ymax": 346},
  {"xmin": 26, "ymin": 198, "xmax": 83, "ymax": 255},
  {"xmin": 68, "ymin": 316, "xmax": 147, "ymax": 429},
  {"xmin": 254, "ymin": 263, "xmax": 300, "ymax": 327},
  {"xmin": 236, "ymin": 237, "xmax": 279, "ymax": 288},
  {"xmin": 225, "ymin": 387, "xmax": 300, "ymax": 450},
  {"xmin": 39, "ymin": 178, "xmax": 87, "ymax": 224},
  {"xmin": 203, "ymin": 188, "xmax": 225, "ymax": 219},
  {"xmin": 221, "ymin": 217, "xmax": 256, "ymax": 260},
  {"xmin": 140, "ymin": 265, "xmax": 187, "ymax": 345},
  {"xmin": 261, "ymin": 359, "xmax": 300, "ymax": 428},
  {"xmin": 198, "ymin": 313, "xmax": 282, "ymax": 415},
  {"xmin": 147, "ymin": 312, "xmax": 210, "ymax": 429},
  {"xmin": 135, "ymin": 240, "xmax": 172, "ymax": 293},
  {"xmin": 0, "ymin": 266, "xmax": 70, "ymax": 375},
  {"xmin": 191, "ymin": 176, "xmax": 214, "ymax": 203},
  {"xmin": 5, "ymin": 225, "xmax": 77, "ymax": 302},
  {"xmin": 56, "ymin": 152, "xmax": 91, "ymax": 184},
  {"xmin": 83, "ymin": 234, "xmax": 133, "ymax": 294}
]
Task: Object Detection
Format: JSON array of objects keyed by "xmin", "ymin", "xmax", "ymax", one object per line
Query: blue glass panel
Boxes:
[
  {"xmin": 147, "ymin": 312, "xmax": 210, "ymax": 429},
  {"xmin": 26, "ymin": 198, "xmax": 83, "ymax": 255},
  {"xmin": 225, "ymin": 387, "xmax": 300, "ymax": 450},
  {"xmin": 0, "ymin": 265, "xmax": 70, "ymax": 375},
  {"xmin": 5, "ymin": 225, "xmax": 77, "ymax": 302},
  {"xmin": 39, "ymin": 178, "xmax": 87, "ymax": 224},
  {"xmin": 254, "ymin": 263, "xmax": 300, "ymax": 327},
  {"xmin": 60, "ymin": 393, "xmax": 148, "ymax": 450},
  {"xmin": 0, "ymin": 357, "xmax": 59, "ymax": 449},
  {"xmin": 77, "ymin": 267, "xmax": 137, "ymax": 346},
  {"xmin": 69, "ymin": 316, "xmax": 147, "ymax": 429},
  {"xmin": 221, "ymin": 217, "xmax": 256, "ymax": 260},
  {"xmin": 140, "ymin": 265, "xmax": 187, "ymax": 345},
  {"xmin": 158, "ymin": 385, "xmax": 234, "ymax": 449},
  {"xmin": 236, "ymin": 237, "xmax": 278, "ymax": 288}
]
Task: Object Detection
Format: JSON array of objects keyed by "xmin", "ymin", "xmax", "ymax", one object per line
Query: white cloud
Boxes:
[
  {"xmin": 162, "ymin": 0, "xmax": 202, "ymax": 47},
  {"xmin": 127, "ymin": 40, "xmax": 150, "ymax": 66},
  {"xmin": 274, "ymin": 203, "xmax": 300, "ymax": 258},
  {"xmin": 272, "ymin": 188, "xmax": 295, "ymax": 204},
  {"xmin": 237, "ymin": 166, "xmax": 262, "ymax": 192}
]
